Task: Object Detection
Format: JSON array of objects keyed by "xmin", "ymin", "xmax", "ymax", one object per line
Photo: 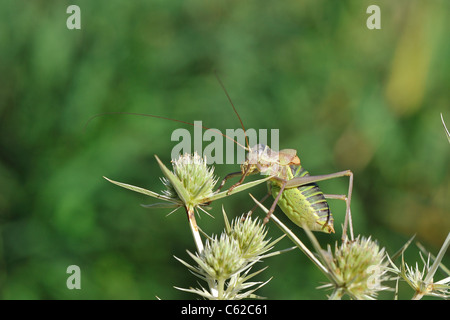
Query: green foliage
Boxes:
[{"xmin": 0, "ymin": 0, "xmax": 449, "ymax": 299}]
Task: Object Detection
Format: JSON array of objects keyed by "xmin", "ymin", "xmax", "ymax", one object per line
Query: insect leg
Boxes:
[
  {"xmin": 324, "ymin": 194, "xmax": 354, "ymax": 242},
  {"xmin": 263, "ymin": 179, "xmax": 287, "ymax": 224},
  {"xmin": 245, "ymin": 188, "xmax": 271, "ymax": 220},
  {"xmin": 345, "ymin": 171, "xmax": 354, "ymax": 242},
  {"xmin": 285, "ymin": 170, "xmax": 354, "ymax": 241},
  {"xmin": 215, "ymin": 171, "xmax": 242, "ymax": 192},
  {"xmin": 226, "ymin": 165, "xmax": 252, "ymax": 195}
]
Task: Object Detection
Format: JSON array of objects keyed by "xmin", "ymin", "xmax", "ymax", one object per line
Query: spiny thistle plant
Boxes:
[
  {"xmin": 106, "ymin": 144, "xmax": 449, "ymax": 300},
  {"xmin": 175, "ymin": 210, "xmax": 289, "ymax": 299},
  {"xmin": 386, "ymin": 233, "xmax": 450, "ymax": 300},
  {"xmin": 320, "ymin": 236, "xmax": 389, "ymax": 299},
  {"xmin": 105, "ymin": 152, "xmax": 275, "ymax": 299},
  {"xmin": 104, "ymin": 152, "xmax": 270, "ymax": 254},
  {"xmin": 250, "ymin": 194, "xmax": 390, "ymax": 300}
]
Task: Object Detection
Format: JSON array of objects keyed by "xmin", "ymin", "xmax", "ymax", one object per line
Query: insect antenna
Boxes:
[
  {"xmin": 214, "ymin": 71, "xmax": 250, "ymax": 151},
  {"xmin": 83, "ymin": 111, "xmax": 248, "ymax": 151},
  {"xmin": 84, "ymin": 112, "xmax": 200, "ymax": 132}
]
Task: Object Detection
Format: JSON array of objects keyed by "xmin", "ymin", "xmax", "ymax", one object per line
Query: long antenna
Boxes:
[
  {"xmin": 83, "ymin": 111, "xmax": 248, "ymax": 150},
  {"xmin": 214, "ymin": 71, "xmax": 250, "ymax": 150}
]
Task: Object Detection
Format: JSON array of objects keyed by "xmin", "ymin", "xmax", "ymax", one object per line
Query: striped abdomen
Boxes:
[{"xmin": 271, "ymin": 165, "xmax": 334, "ymax": 233}]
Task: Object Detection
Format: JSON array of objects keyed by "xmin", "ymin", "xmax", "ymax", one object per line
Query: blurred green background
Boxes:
[{"xmin": 0, "ymin": 0, "xmax": 449, "ymax": 299}]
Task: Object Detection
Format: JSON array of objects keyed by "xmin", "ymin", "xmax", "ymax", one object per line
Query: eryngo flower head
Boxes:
[
  {"xmin": 325, "ymin": 236, "xmax": 388, "ymax": 299},
  {"xmin": 104, "ymin": 153, "xmax": 221, "ymax": 218},
  {"xmin": 161, "ymin": 152, "xmax": 218, "ymax": 207},
  {"xmin": 387, "ymin": 233, "xmax": 450, "ymax": 299},
  {"xmin": 397, "ymin": 256, "xmax": 450, "ymax": 299},
  {"xmin": 175, "ymin": 210, "xmax": 286, "ymax": 300},
  {"xmin": 200, "ymin": 233, "xmax": 246, "ymax": 281},
  {"xmin": 230, "ymin": 214, "xmax": 271, "ymax": 260}
]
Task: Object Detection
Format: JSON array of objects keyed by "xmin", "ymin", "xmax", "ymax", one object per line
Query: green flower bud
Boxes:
[
  {"xmin": 200, "ymin": 233, "xmax": 245, "ymax": 281},
  {"xmin": 230, "ymin": 214, "xmax": 271, "ymax": 260},
  {"xmin": 327, "ymin": 236, "xmax": 387, "ymax": 299},
  {"xmin": 166, "ymin": 152, "xmax": 217, "ymax": 206}
]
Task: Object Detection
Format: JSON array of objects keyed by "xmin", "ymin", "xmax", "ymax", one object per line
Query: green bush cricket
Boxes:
[{"xmin": 213, "ymin": 75, "xmax": 355, "ymax": 241}]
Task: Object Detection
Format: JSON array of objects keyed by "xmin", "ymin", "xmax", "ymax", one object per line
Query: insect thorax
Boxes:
[{"xmin": 242, "ymin": 144, "xmax": 281, "ymax": 177}]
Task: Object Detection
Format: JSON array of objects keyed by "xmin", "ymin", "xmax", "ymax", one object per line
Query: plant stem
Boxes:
[
  {"xmin": 412, "ymin": 291, "xmax": 424, "ymax": 300},
  {"xmin": 249, "ymin": 194, "xmax": 344, "ymax": 291},
  {"xmin": 217, "ymin": 279, "xmax": 225, "ymax": 300},
  {"xmin": 265, "ymin": 210, "xmax": 329, "ymax": 275},
  {"xmin": 329, "ymin": 288, "xmax": 344, "ymax": 300},
  {"xmin": 424, "ymin": 232, "xmax": 450, "ymax": 284},
  {"xmin": 185, "ymin": 205, "xmax": 218, "ymax": 298},
  {"xmin": 186, "ymin": 206, "xmax": 204, "ymax": 253}
]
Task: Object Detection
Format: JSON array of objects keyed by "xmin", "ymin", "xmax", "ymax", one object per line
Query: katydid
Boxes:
[
  {"xmin": 214, "ymin": 75, "xmax": 355, "ymax": 241},
  {"xmin": 216, "ymin": 144, "xmax": 354, "ymax": 240}
]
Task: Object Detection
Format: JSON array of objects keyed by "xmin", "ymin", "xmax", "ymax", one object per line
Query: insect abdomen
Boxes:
[{"xmin": 271, "ymin": 166, "xmax": 334, "ymax": 233}]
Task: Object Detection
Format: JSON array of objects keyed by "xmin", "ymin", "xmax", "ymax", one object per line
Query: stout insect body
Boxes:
[
  {"xmin": 271, "ymin": 165, "xmax": 334, "ymax": 233},
  {"xmin": 220, "ymin": 143, "xmax": 347, "ymax": 235}
]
